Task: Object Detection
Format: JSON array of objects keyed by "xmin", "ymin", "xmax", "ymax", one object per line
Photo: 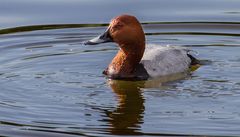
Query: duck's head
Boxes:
[
  {"xmin": 85, "ymin": 14, "xmax": 147, "ymax": 79},
  {"xmin": 84, "ymin": 14, "xmax": 145, "ymax": 52}
]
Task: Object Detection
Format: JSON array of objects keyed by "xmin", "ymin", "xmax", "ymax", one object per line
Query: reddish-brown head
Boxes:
[
  {"xmin": 108, "ymin": 15, "xmax": 145, "ymax": 51},
  {"xmin": 84, "ymin": 14, "xmax": 146, "ymax": 79},
  {"xmin": 84, "ymin": 14, "xmax": 145, "ymax": 54}
]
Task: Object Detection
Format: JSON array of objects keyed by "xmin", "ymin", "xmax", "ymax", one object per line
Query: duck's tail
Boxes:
[
  {"xmin": 187, "ymin": 53, "xmax": 201, "ymax": 71},
  {"xmin": 187, "ymin": 54, "xmax": 200, "ymax": 65}
]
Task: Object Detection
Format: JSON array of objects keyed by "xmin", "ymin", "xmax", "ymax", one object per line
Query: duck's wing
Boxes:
[{"xmin": 140, "ymin": 45, "xmax": 192, "ymax": 78}]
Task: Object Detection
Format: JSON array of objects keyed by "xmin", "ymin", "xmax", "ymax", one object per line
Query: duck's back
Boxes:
[{"xmin": 141, "ymin": 45, "xmax": 192, "ymax": 78}]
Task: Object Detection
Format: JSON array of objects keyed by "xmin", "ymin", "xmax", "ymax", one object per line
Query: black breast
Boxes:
[
  {"xmin": 103, "ymin": 63, "xmax": 149, "ymax": 81},
  {"xmin": 133, "ymin": 63, "xmax": 149, "ymax": 80}
]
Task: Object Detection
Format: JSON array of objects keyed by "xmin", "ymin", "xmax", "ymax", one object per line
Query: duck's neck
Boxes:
[{"xmin": 106, "ymin": 43, "xmax": 145, "ymax": 78}]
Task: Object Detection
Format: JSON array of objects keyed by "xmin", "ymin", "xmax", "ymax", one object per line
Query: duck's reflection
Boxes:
[
  {"xmin": 103, "ymin": 72, "xmax": 192, "ymax": 135},
  {"xmin": 105, "ymin": 79, "xmax": 145, "ymax": 135}
]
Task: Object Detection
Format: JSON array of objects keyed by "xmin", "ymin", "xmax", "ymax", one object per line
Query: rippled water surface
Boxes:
[{"xmin": 1, "ymin": 0, "xmax": 240, "ymax": 137}]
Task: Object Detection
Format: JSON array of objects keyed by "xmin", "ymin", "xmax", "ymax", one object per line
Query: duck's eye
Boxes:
[{"xmin": 112, "ymin": 24, "xmax": 123, "ymax": 30}]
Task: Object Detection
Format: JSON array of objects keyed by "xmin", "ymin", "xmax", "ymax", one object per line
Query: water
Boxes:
[{"xmin": 0, "ymin": 0, "xmax": 240, "ymax": 137}]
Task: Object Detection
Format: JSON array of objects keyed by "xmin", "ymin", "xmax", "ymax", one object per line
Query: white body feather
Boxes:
[{"xmin": 141, "ymin": 44, "xmax": 191, "ymax": 77}]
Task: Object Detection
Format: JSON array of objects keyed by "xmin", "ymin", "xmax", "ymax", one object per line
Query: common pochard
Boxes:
[{"xmin": 84, "ymin": 14, "xmax": 199, "ymax": 80}]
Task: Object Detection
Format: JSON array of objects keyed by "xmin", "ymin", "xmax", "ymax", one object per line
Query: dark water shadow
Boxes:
[
  {"xmin": 99, "ymin": 74, "xmax": 217, "ymax": 136},
  {"xmin": 100, "ymin": 72, "xmax": 192, "ymax": 135},
  {"xmin": 0, "ymin": 24, "xmax": 108, "ymax": 35},
  {"xmin": 104, "ymin": 80, "xmax": 145, "ymax": 135},
  {"xmin": 1, "ymin": 22, "xmax": 240, "ymax": 37}
]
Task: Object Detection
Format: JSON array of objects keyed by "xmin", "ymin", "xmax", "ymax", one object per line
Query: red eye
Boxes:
[{"xmin": 113, "ymin": 23, "xmax": 124, "ymax": 30}]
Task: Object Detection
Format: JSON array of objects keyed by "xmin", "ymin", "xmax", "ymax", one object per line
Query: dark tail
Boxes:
[{"xmin": 187, "ymin": 54, "xmax": 200, "ymax": 65}]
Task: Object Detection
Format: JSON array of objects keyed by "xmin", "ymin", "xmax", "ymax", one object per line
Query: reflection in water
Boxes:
[
  {"xmin": 105, "ymin": 80, "xmax": 145, "ymax": 135},
  {"xmin": 102, "ymin": 72, "xmax": 194, "ymax": 135}
]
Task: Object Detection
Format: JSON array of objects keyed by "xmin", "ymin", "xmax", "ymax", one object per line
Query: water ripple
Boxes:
[{"xmin": 0, "ymin": 23, "xmax": 240, "ymax": 136}]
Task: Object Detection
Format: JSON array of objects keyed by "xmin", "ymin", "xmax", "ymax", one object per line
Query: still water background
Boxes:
[{"xmin": 1, "ymin": 0, "xmax": 240, "ymax": 136}]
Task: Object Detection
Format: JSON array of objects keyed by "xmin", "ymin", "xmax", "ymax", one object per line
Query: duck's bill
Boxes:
[{"xmin": 84, "ymin": 28, "xmax": 113, "ymax": 45}]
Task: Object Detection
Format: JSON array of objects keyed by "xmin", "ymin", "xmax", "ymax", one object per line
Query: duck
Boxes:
[{"xmin": 84, "ymin": 14, "xmax": 199, "ymax": 80}]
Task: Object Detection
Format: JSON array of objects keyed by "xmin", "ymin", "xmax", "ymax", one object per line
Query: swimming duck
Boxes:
[{"xmin": 84, "ymin": 14, "xmax": 199, "ymax": 80}]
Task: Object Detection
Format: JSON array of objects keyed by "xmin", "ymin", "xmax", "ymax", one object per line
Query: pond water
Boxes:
[{"xmin": 1, "ymin": 0, "xmax": 240, "ymax": 137}]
